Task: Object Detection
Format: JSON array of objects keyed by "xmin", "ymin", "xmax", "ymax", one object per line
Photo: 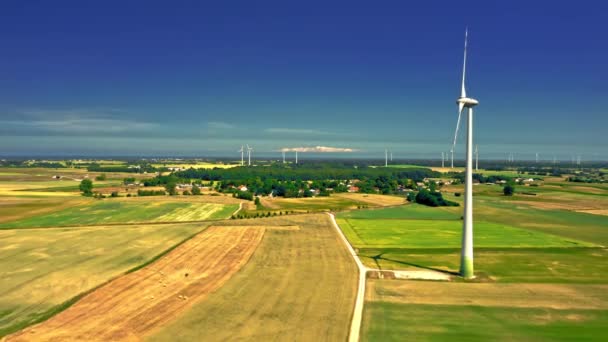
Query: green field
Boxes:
[
  {"xmin": 0, "ymin": 223, "xmax": 207, "ymax": 337},
  {"xmin": 1, "ymin": 200, "xmax": 238, "ymax": 228},
  {"xmin": 336, "ymin": 177, "xmax": 608, "ymax": 340},
  {"xmin": 338, "ymin": 218, "xmax": 594, "ymax": 249},
  {"xmin": 363, "ymin": 301, "xmax": 608, "ymax": 342}
]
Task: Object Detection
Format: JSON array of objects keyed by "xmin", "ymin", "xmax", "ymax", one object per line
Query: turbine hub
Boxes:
[{"xmin": 457, "ymin": 97, "xmax": 479, "ymax": 108}]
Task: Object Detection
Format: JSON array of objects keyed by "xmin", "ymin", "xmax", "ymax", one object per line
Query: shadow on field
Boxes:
[{"xmin": 370, "ymin": 252, "xmax": 460, "ymax": 276}]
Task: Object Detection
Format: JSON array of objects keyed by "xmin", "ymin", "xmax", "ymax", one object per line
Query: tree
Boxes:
[
  {"xmin": 503, "ymin": 184, "xmax": 515, "ymax": 196},
  {"xmin": 165, "ymin": 181, "xmax": 177, "ymax": 196},
  {"xmin": 191, "ymin": 184, "xmax": 201, "ymax": 195},
  {"xmin": 95, "ymin": 173, "xmax": 107, "ymax": 181},
  {"xmin": 79, "ymin": 179, "xmax": 93, "ymax": 196},
  {"xmin": 254, "ymin": 196, "xmax": 261, "ymax": 206}
]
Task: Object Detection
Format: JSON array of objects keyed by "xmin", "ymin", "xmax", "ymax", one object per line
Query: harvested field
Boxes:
[
  {"xmin": 577, "ymin": 209, "xmax": 608, "ymax": 216},
  {"xmin": 148, "ymin": 214, "xmax": 358, "ymax": 341},
  {"xmin": 6, "ymin": 226, "xmax": 265, "ymax": 341},
  {"xmin": 333, "ymin": 193, "xmax": 405, "ymax": 206},
  {"xmin": 367, "ymin": 280, "xmax": 608, "ymax": 310},
  {"xmin": 0, "ymin": 223, "xmax": 205, "ymax": 337}
]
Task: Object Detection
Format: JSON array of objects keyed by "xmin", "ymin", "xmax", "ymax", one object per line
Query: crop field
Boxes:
[
  {"xmin": 0, "ymin": 223, "xmax": 207, "ymax": 337},
  {"xmin": 333, "ymin": 193, "xmax": 406, "ymax": 206},
  {"xmin": 260, "ymin": 195, "xmax": 364, "ymax": 212},
  {"xmin": 335, "ymin": 174, "xmax": 608, "ymax": 340},
  {"xmin": 7, "ymin": 225, "xmax": 264, "ymax": 341},
  {"xmin": 258, "ymin": 192, "xmax": 405, "ymax": 214},
  {"xmin": 148, "ymin": 214, "xmax": 358, "ymax": 341},
  {"xmin": 338, "ymin": 218, "xmax": 594, "ymax": 249},
  {"xmin": 151, "ymin": 162, "xmax": 237, "ymax": 169},
  {"xmin": 1, "ymin": 200, "xmax": 239, "ymax": 228}
]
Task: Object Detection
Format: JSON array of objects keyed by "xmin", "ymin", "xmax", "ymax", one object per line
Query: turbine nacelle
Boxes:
[{"xmin": 457, "ymin": 97, "xmax": 479, "ymax": 108}]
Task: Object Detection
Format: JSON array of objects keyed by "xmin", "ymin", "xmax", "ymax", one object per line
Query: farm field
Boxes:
[
  {"xmin": 336, "ymin": 174, "xmax": 608, "ymax": 340},
  {"xmin": 148, "ymin": 214, "xmax": 358, "ymax": 341},
  {"xmin": 1, "ymin": 200, "xmax": 239, "ymax": 228},
  {"xmin": 0, "ymin": 223, "xmax": 207, "ymax": 337},
  {"xmin": 7, "ymin": 225, "xmax": 264, "ymax": 341},
  {"xmin": 258, "ymin": 192, "xmax": 404, "ymax": 214}
]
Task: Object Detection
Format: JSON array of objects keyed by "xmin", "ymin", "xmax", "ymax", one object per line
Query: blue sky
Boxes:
[{"xmin": 0, "ymin": 0, "xmax": 607, "ymax": 160}]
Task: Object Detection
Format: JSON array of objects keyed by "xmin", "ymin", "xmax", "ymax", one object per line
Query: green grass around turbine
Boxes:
[{"xmin": 337, "ymin": 218, "xmax": 594, "ymax": 249}]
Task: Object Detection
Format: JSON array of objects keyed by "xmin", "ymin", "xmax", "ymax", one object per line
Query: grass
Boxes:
[
  {"xmin": 1, "ymin": 200, "xmax": 239, "ymax": 228},
  {"xmin": 147, "ymin": 214, "xmax": 358, "ymax": 341},
  {"xmin": 358, "ymin": 248, "xmax": 608, "ymax": 283},
  {"xmin": 339, "ymin": 176, "xmax": 608, "ymax": 340},
  {"xmin": 0, "ymin": 223, "xmax": 208, "ymax": 337},
  {"xmin": 337, "ymin": 218, "xmax": 594, "ymax": 249},
  {"xmin": 362, "ymin": 301, "xmax": 608, "ymax": 341}
]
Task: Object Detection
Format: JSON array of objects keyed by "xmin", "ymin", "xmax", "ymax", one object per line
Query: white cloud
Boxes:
[
  {"xmin": 3, "ymin": 109, "xmax": 159, "ymax": 134},
  {"xmin": 280, "ymin": 146, "xmax": 356, "ymax": 153}
]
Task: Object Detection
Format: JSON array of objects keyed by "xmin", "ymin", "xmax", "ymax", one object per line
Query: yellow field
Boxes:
[
  {"xmin": 148, "ymin": 214, "xmax": 358, "ymax": 341},
  {"xmin": 152, "ymin": 162, "xmax": 237, "ymax": 169},
  {"xmin": 0, "ymin": 223, "xmax": 208, "ymax": 337},
  {"xmin": 6, "ymin": 226, "xmax": 264, "ymax": 341},
  {"xmin": 333, "ymin": 193, "xmax": 405, "ymax": 206}
]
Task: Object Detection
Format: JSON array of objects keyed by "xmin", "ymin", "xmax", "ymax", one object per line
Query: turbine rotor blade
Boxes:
[
  {"xmin": 461, "ymin": 28, "xmax": 468, "ymax": 98},
  {"xmin": 452, "ymin": 104, "xmax": 465, "ymax": 150}
]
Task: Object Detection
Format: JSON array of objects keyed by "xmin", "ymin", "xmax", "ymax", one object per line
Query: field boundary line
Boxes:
[
  {"xmin": 232, "ymin": 202, "xmax": 243, "ymax": 217},
  {"xmin": 327, "ymin": 213, "xmax": 366, "ymax": 342}
]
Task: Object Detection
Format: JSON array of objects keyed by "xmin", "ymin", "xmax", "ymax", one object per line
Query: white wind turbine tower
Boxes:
[
  {"xmin": 385, "ymin": 149, "xmax": 388, "ymax": 167},
  {"xmin": 246, "ymin": 144, "xmax": 253, "ymax": 166},
  {"xmin": 441, "ymin": 152, "xmax": 445, "ymax": 168},
  {"xmin": 450, "ymin": 148, "xmax": 455, "ymax": 168},
  {"xmin": 238, "ymin": 145, "xmax": 244, "ymax": 166},
  {"xmin": 390, "ymin": 150, "xmax": 393, "ymax": 162},
  {"xmin": 536, "ymin": 152, "xmax": 539, "ymax": 163},
  {"xmin": 282, "ymin": 150, "xmax": 286, "ymax": 164},
  {"xmin": 453, "ymin": 28, "xmax": 479, "ymax": 279},
  {"xmin": 295, "ymin": 150, "xmax": 298, "ymax": 164}
]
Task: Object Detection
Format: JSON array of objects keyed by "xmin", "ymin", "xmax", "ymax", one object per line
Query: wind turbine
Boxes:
[
  {"xmin": 450, "ymin": 148, "xmax": 455, "ymax": 168},
  {"xmin": 295, "ymin": 150, "xmax": 298, "ymax": 164},
  {"xmin": 390, "ymin": 150, "xmax": 393, "ymax": 162},
  {"xmin": 238, "ymin": 145, "xmax": 244, "ymax": 166},
  {"xmin": 454, "ymin": 28, "xmax": 479, "ymax": 279},
  {"xmin": 536, "ymin": 152, "xmax": 539, "ymax": 163},
  {"xmin": 385, "ymin": 149, "xmax": 388, "ymax": 167},
  {"xmin": 441, "ymin": 152, "xmax": 445, "ymax": 168},
  {"xmin": 246, "ymin": 144, "xmax": 253, "ymax": 166},
  {"xmin": 282, "ymin": 150, "xmax": 286, "ymax": 164}
]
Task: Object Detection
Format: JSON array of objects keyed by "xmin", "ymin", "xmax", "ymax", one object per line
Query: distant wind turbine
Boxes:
[
  {"xmin": 246, "ymin": 144, "xmax": 253, "ymax": 166},
  {"xmin": 441, "ymin": 152, "xmax": 445, "ymax": 168},
  {"xmin": 282, "ymin": 150, "xmax": 286, "ymax": 164},
  {"xmin": 385, "ymin": 149, "xmax": 388, "ymax": 167},
  {"xmin": 454, "ymin": 28, "xmax": 479, "ymax": 279},
  {"xmin": 238, "ymin": 145, "xmax": 244, "ymax": 166},
  {"xmin": 295, "ymin": 150, "xmax": 298, "ymax": 164}
]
